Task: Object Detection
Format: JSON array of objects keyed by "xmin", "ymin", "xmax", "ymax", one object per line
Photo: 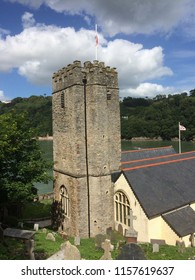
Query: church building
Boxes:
[{"xmin": 52, "ymin": 60, "xmax": 195, "ymax": 246}]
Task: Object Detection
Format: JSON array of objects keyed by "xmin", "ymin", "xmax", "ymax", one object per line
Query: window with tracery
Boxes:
[
  {"xmin": 60, "ymin": 185, "xmax": 69, "ymax": 217},
  {"xmin": 114, "ymin": 191, "xmax": 130, "ymax": 226}
]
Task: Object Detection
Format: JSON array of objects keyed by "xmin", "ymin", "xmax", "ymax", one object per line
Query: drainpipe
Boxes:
[{"xmin": 83, "ymin": 77, "xmax": 90, "ymax": 238}]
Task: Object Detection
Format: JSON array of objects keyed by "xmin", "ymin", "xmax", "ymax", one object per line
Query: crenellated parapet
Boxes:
[{"xmin": 52, "ymin": 60, "xmax": 118, "ymax": 93}]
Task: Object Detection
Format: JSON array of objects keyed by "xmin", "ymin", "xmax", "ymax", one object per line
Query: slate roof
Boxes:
[
  {"xmin": 122, "ymin": 146, "xmax": 176, "ymax": 162},
  {"xmin": 162, "ymin": 206, "xmax": 195, "ymax": 237},
  {"xmin": 120, "ymin": 148, "xmax": 195, "ymax": 219}
]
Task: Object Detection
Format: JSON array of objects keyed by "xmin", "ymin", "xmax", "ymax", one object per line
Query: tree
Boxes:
[
  {"xmin": 0, "ymin": 112, "xmax": 51, "ymax": 208},
  {"xmin": 189, "ymin": 89, "xmax": 195, "ymax": 97}
]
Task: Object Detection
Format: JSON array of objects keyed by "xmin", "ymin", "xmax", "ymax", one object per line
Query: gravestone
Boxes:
[
  {"xmin": 3, "ymin": 228, "xmax": 35, "ymax": 240},
  {"xmin": 152, "ymin": 243, "xmax": 159, "ymax": 253},
  {"xmin": 46, "ymin": 232, "xmax": 56, "ymax": 242},
  {"xmin": 100, "ymin": 239, "xmax": 114, "ymax": 260},
  {"xmin": 125, "ymin": 210, "xmax": 138, "ymax": 243},
  {"xmin": 34, "ymin": 224, "xmax": 39, "ymax": 231},
  {"xmin": 74, "ymin": 236, "xmax": 80, "ymax": 246},
  {"xmin": 116, "ymin": 243, "xmax": 147, "ymax": 260},
  {"xmin": 42, "ymin": 228, "xmax": 47, "ymax": 233},
  {"xmin": 62, "ymin": 241, "xmax": 81, "ymax": 260},
  {"xmin": 176, "ymin": 240, "xmax": 185, "ymax": 253},
  {"xmin": 47, "ymin": 241, "xmax": 81, "ymax": 260},
  {"xmin": 25, "ymin": 239, "xmax": 35, "ymax": 260},
  {"xmin": 151, "ymin": 239, "xmax": 166, "ymax": 245},
  {"xmin": 95, "ymin": 234, "xmax": 106, "ymax": 249}
]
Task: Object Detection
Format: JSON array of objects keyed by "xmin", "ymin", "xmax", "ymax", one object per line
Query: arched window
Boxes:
[
  {"xmin": 114, "ymin": 191, "xmax": 130, "ymax": 226},
  {"xmin": 60, "ymin": 185, "xmax": 69, "ymax": 217}
]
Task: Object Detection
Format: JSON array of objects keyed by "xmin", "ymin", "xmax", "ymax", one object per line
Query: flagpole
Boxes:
[
  {"xmin": 95, "ymin": 24, "xmax": 98, "ymax": 60},
  {"xmin": 179, "ymin": 122, "xmax": 181, "ymax": 154}
]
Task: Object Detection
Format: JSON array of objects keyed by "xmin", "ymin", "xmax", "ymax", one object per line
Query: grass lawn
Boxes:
[
  {"xmin": 1, "ymin": 199, "xmax": 195, "ymax": 260},
  {"xmin": 1, "ymin": 229, "xmax": 195, "ymax": 260}
]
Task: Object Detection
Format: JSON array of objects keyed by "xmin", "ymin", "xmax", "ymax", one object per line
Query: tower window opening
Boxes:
[
  {"xmin": 107, "ymin": 92, "xmax": 111, "ymax": 100},
  {"xmin": 61, "ymin": 92, "xmax": 65, "ymax": 108}
]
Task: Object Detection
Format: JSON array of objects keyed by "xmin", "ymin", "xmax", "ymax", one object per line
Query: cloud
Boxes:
[
  {"xmin": 100, "ymin": 40, "xmax": 172, "ymax": 89},
  {"xmin": 0, "ymin": 90, "xmax": 6, "ymax": 101},
  {"xmin": 22, "ymin": 12, "xmax": 36, "ymax": 28},
  {"xmin": 6, "ymin": 0, "xmax": 195, "ymax": 36},
  {"xmin": 0, "ymin": 13, "xmax": 173, "ymax": 98},
  {"xmin": 121, "ymin": 83, "xmax": 175, "ymax": 99},
  {"xmin": 0, "ymin": 27, "xmax": 10, "ymax": 39}
]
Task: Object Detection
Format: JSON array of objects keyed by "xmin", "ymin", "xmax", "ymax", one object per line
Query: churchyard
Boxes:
[
  {"xmin": 1, "ymin": 199, "xmax": 195, "ymax": 260},
  {"xmin": 1, "ymin": 226, "xmax": 195, "ymax": 260}
]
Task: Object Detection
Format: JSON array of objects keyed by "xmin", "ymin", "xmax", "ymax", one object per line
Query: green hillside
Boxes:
[{"xmin": 1, "ymin": 90, "xmax": 195, "ymax": 141}]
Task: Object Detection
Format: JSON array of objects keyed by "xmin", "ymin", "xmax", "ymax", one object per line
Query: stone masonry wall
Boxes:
[{"xmin": 52, "ymin": 60, "xmax": 121, "ymax": 237}]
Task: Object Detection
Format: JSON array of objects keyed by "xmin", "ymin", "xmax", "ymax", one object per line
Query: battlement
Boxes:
[{"xmin": 52, "ymin": 60, "xmax": 118, "ymax": 93}]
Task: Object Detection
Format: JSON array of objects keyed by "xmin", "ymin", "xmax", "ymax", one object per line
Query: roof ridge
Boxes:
[
  {"xmin": 121, "ymin": 150, "xmax": 195, "ymax": 165},
  {"xmin": 122, "ymin": 154, "xmax": 195, "ymax": 171},
  {"xmin": 122, "ymin": 145, "xmax": 173, "ymax": 154}
]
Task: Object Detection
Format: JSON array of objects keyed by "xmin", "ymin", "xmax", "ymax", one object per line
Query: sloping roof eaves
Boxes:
[
  {"xmin": 122, "ymin": 151, "xmax": 195, "ymax": 169},
  {"xmin": 123, "ymin": 157, "xmax": 195, "ymax": 218},
  {"xmin": 162, "ymin": 206, "xmax": 195, "ymax": 237}
]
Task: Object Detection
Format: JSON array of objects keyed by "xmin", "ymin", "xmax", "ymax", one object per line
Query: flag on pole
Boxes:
[
  {"xmin": 178, "ymin": 122, "xmax": 186, "ymax": 154},
  {"xmin": 95, "ymin": 31, "xmax": 98, "ymax": 46},
  {"xmin": 95, "ymin": 24, "xmax": 98, "ymax": 60},
  {"xmin": 179, "ymin": 124, "xmax": 186, "ymax": 131}
]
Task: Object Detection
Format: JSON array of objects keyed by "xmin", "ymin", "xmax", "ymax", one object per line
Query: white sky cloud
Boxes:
[
  {"xmin": 22, "ymin": 12, "xmax": 36, "ymax": 28},
  {"xmin": 6, "ymin": 0, "xmax": 195, "ymax": 36},
  {"xmin": 0, "ymin": 12, "xmax": 173, "ymax": 98},
  {"xmin": 0, "ymin": 27, "xmax": 10, "ymax": 39},
  {"xmin": 121, "ymin": 83, "xmax": 175, "ymax": 99},
  {"xmin": 0, "ymin": 90, "xmax": 6, "ymax": 101}
]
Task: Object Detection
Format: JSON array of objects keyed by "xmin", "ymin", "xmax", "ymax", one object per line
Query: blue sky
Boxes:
[{"xmin": 0, "ymin": 0, "xmax": 195, "ymax": 101}]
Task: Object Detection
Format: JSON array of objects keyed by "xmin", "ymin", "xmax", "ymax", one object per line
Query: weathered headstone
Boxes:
[
  {"xmin": 25, "ymin": 239, "xmax": 35, "ymax": 260},
  {"xmin": 100, "ymin": 239, "xmax": 114, "ymax": 260},
  {"xmin": 152, "ymin": 243, "xmax": 159, "ymax": 253},
  {"xmin": 62, "ymin": 241, "xmax": 81, "ymax": 260},
  {"xmin": 34, "ymin": 223, "xmax": 39, "ymax": 231},
  {"xmin": 116, "ymin": 243, "xmax": 147, "ymax": 260},
  {"xmin": 47, "ymin": 241, "xmax": 81, "ymax": 260},
  {"xmin": 3, "ymin": 228, "xmax": 35, "ymax": 240},
  {"xmin": 176, "ymin": 240, "xmax": 185, "ymax": 253},
  {"xmin": 42, "ymin": 228, "xmax": 47, "ymax": 233},
  {"xmin": 46, "ymin": 232, "xmax": 56, "ymax": 242},
  {"xmin": 74, "ymin": 236, "xmax": 80, "ymax": 246},
  {"xmin": 95, "ymin": 234, "xmax": 106, "ymax": 249}
]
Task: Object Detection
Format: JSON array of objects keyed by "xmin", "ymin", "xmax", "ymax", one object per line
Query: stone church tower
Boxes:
[{"xmin": 52, "ymin": 60, "xmax": 121, "ymax": 238}]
